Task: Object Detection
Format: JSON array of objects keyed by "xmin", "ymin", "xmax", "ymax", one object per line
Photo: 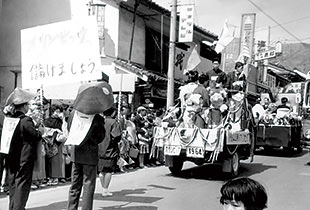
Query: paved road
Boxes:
[{"xmin": 1, "ymin": 149, "xmax": 310, "ymax": 210}]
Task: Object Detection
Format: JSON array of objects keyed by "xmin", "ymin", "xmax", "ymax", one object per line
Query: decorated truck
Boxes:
[
  {"xmin": 153, "ymin": 88, "xmax": 256, "ymax": 177},
  {"xmin": 256, "ymin": 83, "xmax": 303, "ymax": 152}
]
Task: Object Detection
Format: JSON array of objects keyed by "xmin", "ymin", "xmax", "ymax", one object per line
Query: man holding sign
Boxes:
[{"xmin": 1, "ymin": 87, "xmax": 44, "ymax": 210}]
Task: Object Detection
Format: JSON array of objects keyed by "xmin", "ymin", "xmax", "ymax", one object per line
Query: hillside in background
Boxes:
[{"xmin": 270, "ymin": 42, "xmax": 310, "ymax": 73}]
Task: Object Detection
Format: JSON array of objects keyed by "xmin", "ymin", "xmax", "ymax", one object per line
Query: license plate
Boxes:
[
  {"xmin": 227, "ymin": 131, "xmax": 250, "ymax": 145},
  {"xmin": 164, "ymin": 145, "xmax": 182, "ymax": 156},
  {"xmin": 186, "ymin": 147, "xmax": 204, "ymax": 158}
]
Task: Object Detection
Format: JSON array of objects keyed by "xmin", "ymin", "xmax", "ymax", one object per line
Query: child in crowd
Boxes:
[
  {"xmin": 98, "ymin": 107, "xmax": 121, "ymax": 197},
  {"xmin": 137, "ymin": 120, "xmax": 152, "ymax": 168},
  {"xmin": 220, "ymin": 177, "xmax": 268, "ymax": 210}
]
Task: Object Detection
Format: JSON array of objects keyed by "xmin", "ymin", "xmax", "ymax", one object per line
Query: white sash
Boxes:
[
  {"xmin": 65, "ymin": 111, "xmax": 95, "ymax": 146},
  {"xmin": 0, "ymin": 117, "xmax": 20, "ymax": 154}
]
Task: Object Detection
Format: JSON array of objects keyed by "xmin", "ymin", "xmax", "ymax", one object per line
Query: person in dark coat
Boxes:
[
  {"xmin": 98, "ymin": 107, "xmax": 121, "ymax": 197},
  {"xmin": 193, "ymin": 73, "xmax": 210, "ymax": 107},
  {"xmin": 206, "ymin": 58, "xmax": 227, "ymax": 88},
  {"xmin": 5, "ymin": 93, "xmax": 43, "ymax": 210},
  {"xmin": 66, "ymin": 110, "xmax": 105, "ymax": 210},
  {"xmin": 225, "ymin": 61, "xmax": 247, "ymax": 92},
  {"xmin": 134, "ymin": 106, "xmax": 148, "ymax": 168}
]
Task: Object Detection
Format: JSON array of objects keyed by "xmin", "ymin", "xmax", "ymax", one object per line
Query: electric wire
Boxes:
[
  {"xmin": 247, "ymin": 0, "xmax": 308, "ymax": 46},
  {"xmin": 256, "ymin": 16, "xmax": 310, "ymax": 32}
]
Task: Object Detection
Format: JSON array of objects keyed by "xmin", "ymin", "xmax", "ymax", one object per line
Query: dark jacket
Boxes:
[
  {"xmin": 134, "ymin": 114, "xmax": 146, "ymax": 135},
  {"xmin": 98, "ymin": 116, "xmax": 121, "ymax": 159},
  {"xmin": 67, "ymin": 111, "xmax": 105, "ymax": 166},
  {"xmin": 6, "ymin": 111, "xmax": 42, "ymax": 172},
  {"xmin": 206, "ymin": 68, "xmax": 227, "ymax": 87},
  {"xmin": 225, "ymin": 71, "xmax": 246, "ymax": 91}
]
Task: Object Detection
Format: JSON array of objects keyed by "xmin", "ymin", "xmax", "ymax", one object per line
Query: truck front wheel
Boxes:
[
  {"xmin": 231, "ymin": 152, "xmax": 240, "ymax": 177},
  {"xmin": 168, "ymin": 157, "xmax": 184, "ymax": 175}
]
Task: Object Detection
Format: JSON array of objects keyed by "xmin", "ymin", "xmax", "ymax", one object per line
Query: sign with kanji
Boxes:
[
  {"xmin": 255, "ymin": 49, "xmax": 276, "ymax": 60},
  {"xmin": 65, "ymin": 111, "xmax": 95, "ymax": 146},
  {"xmin": 0, "ymin": 117, "xmax": 20, "ymax": 154},
  {"xmin": 178, "ymin": 5, "xmax": 194, "ymax": 43},
  {"xmin": 239, "ymin": 13, "xmax": 256, "ymax": 63},
  {"xmin": 21, "ymin": 16, "xmax": 102, "ymax": 89}
]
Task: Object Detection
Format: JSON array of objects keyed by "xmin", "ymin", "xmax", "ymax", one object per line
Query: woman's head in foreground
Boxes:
[{"xmin": 220, "ymin": 177, "xmax": 267, "ymax": 210}]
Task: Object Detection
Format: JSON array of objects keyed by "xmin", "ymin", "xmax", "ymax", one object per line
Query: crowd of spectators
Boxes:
[{"xmin": 0, "ymin": 95, "xmax": 166, "ymax": 195}]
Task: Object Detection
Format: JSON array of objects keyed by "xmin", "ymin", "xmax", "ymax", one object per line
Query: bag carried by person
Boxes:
[{"xmin": 129, "ymin": 145, "xmax": 139, "ymax": 159}]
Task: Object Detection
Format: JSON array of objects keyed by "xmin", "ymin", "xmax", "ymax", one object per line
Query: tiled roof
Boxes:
[{"xmin": 113, "ymin": 59, "xmax": 184, "ymax": 85}]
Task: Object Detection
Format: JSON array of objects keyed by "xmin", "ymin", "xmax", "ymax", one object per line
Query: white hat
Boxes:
[{"xmin": 137, "ymin": 106, "xmax": 146, "ymax": 112}]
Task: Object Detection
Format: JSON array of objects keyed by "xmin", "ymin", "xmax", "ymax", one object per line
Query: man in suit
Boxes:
[{"xmin": 66, "ymin": 110, "xmax": 105, "ymax": 210}]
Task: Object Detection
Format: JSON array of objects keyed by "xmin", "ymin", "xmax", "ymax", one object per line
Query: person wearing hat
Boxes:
[
  {"xmin": 3, "ymin": 88, "xmax": 44, "ymax": 210},
  {"xmin": 179, "ymin": 70, "xmax": 199, "ymax": 108},
  {"xmin": 206, "ymin": 58, "xmax": 227, "ymax": 88}
]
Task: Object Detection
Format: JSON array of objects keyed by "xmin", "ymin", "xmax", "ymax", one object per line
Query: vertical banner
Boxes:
[
  {"xmin": 239, "ymin": 13, "xmax": 256, "ymax": 78},
  {"xmin": 178, "ymin": 5, "xmax": 194, "ymax": 43},
  {"xmin": 239, "ymin": 13, "xmax": 256, "ymax": 63}
]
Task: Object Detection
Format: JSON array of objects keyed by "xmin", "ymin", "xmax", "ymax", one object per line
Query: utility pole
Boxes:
[
  {"xmin": 166, "ymin": 0, "xmax": 177, "ymax": 108},
  {"xmin": 267, "ymin": 26, "xmax": 271, "ymax": 48}
]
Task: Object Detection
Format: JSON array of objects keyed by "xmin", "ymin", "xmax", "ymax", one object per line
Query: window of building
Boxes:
[
  {"xmin": 145, "ymin": 28, "xmax": 169, "ymax": 74},
  {"xmin": 266, "ymin": 74, "xmax": 276, "ymax": 88}
]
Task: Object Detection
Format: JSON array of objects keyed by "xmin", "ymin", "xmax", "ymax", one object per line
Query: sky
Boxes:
[{"xmin": 153, "ymin": 0, "xmax": 310, "ymax": 45}]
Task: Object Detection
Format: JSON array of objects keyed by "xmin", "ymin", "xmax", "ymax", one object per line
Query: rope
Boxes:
[
  {"xmin": 209, "ymin": 126, "xmax": 225, "ymax": 163},
  {"xmin": 175, "ymin": 127, "xmax": 199, "ymax": 146},
  {"xmin": 226, "ymin": 144, "xmax": 239, "ymax": 156}
]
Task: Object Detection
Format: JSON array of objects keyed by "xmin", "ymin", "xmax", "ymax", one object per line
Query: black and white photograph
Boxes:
[{"xmin": 0, "ymin": 0, "xmax": 310, "ymax": 209}]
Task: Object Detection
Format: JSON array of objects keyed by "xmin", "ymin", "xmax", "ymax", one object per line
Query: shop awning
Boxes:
[{"xmin": 113, "ymin": 59, "xmax": 184, "ymax": 85}]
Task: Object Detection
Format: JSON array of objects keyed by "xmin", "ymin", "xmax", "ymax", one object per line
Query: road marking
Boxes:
[{"xmin": 299, "ymin": 172, "xmax": 310, "ymax": 176}]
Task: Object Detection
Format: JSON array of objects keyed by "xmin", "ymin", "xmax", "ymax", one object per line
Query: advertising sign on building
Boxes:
[
  {"xmin": 178, "ymin": 5, "xmax": 194, "ymax": 43},
  {"xmin": 21, "ymin": 16, "xmax": 102, "ymax": 89},
  {"xmin": 255, "ymin": 49, "xmax": 276, "ymax": 61},
  {"xmin": 239, "ymin": 13, "xmax": 256, "ymax": 63}
]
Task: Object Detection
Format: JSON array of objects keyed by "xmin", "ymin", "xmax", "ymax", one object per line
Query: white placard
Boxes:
[
  {"xmin": 21, "ymin": 16, "xmax": 102, "ymax": 89},
  {"xmin": 178, "ymin": 5, "xmax": 194, "ymax": 43},
  {"xmin": 0, "ymin": 117, "xmax": 20, "ymax": 154},
  {"xmin": 65, "ymin": 111, "xmax": 95, "ymax": 146},
  {"xmin": 255, "ymin": 49, "xmax": 276, "ymax": 61}
]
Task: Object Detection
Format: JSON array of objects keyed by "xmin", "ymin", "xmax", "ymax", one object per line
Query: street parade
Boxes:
[{"xmin": 1, "ymin": 0, "xmax": 310, "ymax": 210}]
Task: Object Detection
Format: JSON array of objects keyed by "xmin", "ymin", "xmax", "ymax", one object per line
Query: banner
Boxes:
[
  {"xmin": 65, "ymin": 111, "xmax": 95, "ymax": 146},
  {"xmin": 0, "ymin": 117, "xmax": 20, "ymax": 154},
  {"xmin": 215, "ymin": 19, "xmax": 234, "ymax": 53},
  {"xmin": 239, "ymin": 13, "xmax": 256, "ymax": 64},
  {"xmin": 178, "ymin": 5, "xmax": 194, "ymax": 43},
  {"xmin": 21, "ymin": 16, "xmax": 102, "ymax": 89}
]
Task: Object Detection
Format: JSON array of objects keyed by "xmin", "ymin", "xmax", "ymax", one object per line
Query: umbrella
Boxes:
[
  {"xmin": 73, "ymin": 81, "xmax": 114, "ymax": 114},
  {"xmin": 5, "ymin": 87, "xmax": 36, "ymax": 106}
]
